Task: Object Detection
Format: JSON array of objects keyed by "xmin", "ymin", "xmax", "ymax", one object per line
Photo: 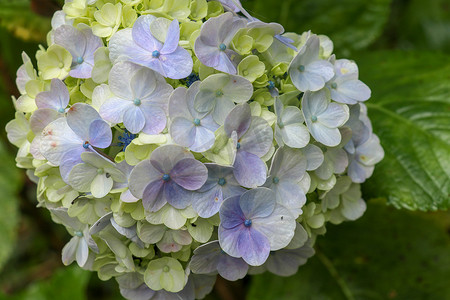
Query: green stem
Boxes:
[{"xmin": 316, "ymin": 249, "xmax": 355, "ymax": 300}]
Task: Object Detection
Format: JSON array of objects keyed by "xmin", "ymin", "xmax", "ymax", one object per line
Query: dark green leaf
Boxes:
[
  {"xmin": 0, "ymin": 265, "xmax": 91, "ymax": 300},
  {"xmin": 247, "ymin": 201, "xmax": 450, "ymax": 300},
  {"xmin": 0, "ymin": 142, "xmax": 22, "ymax": 271},
  {"xmin": 244, "ymin": 0, "xmax": 392, "ymax": 55},
  {"xmin": 357, "ymin": 51, "xmax": 450, "ymax": 211}
]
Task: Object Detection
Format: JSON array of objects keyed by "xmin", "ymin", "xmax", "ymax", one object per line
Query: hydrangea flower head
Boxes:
[{"xmin": 5, "ymin": 1, "xmax": 383, "ymax": 297}]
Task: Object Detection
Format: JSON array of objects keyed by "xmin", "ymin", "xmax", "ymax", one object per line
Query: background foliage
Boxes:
[{"xmin": 0, "ymin": 0, "xmax": 448, "ymax": 299}]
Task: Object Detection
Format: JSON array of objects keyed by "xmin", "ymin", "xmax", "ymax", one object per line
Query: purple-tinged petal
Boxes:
[
  {"xmin": 170, "ymin": 117, "xmax": 196, "ymax": 147},
  {"xmin": 130, "ymin": 68, "xmax": 157, "ymax": 99},
  {"xmin": 99, "ymin": 97, "xmax": 133, "ymax": 124},
  {"xmin": 60, "ymin": 148, "xmax": 84, "ymax": 182},
  {"xmin": 239, "ymin": 117, "xmax": 273, "ymax": 157},
  {"xmin": 29, "ymin": 109, "xmax": 61, "ymax": 135},
  {"xmin": 233, "ymin": 151, "xmax": 267, "ymax": 188},
  {"xmin": 158, "ymin": 49, "xmax": 194, "ymax": 79},
  {"xmin": 189, "ymin": 126, "xmax": 216, "ymax": 152},
  {"xmin": 194, "ymin": 42, "xmax": 221, "ymax": 67},
  {"xmin": 67, "ymin": 103, "xmax": 101, "ymax": 140},
  {"xmin": 123, "ymin": 106, "xmax": 145, "ymax": 134},
  {"xmin": 219, "ymin": 196, "xmax": 245, "ymax": 230},
  {"xmin": 54, "ymin": 25, "xmax": 85, "ymax": 62},
  {"xmin": 160, "ymin": 19, "xmax": 180, "ymax": 54},
  {"xmin": 272, "ymin": 181, "xmax": 306, "ymax": 217},
  {"xmin": 142, "ymin": 180, "xmax": 166, "ymax": 212},
  {"xmin": 217, "ymin": 253, "xmax": 249, "ymax": 281},
  {"xmin": 164, "ymin": 181, "xmax": 193, "ymax": 209},
  {"xmin": 237, "ymin": 228, "xmax": 270, "ymax": 266},
  {"xmin": 108, "ymin": 61, "xmax": 140, "ymax": 99},
  {"xmin": 269, "ymin": 147, "xmax": 307, "ymax": 180},
  {"xmin": 252, "ymin": 204, "xmax": 296, "ymax": 250},
  {"xmin": 88, "ymin": 119, "xmax": 112, "ymax": 148},
  {"xmin": 35, "ymin": 79, "xmax": 69, "ymax": 110},
  {"xmin": 129, "ymin": 160, "xmax": 164, "ymax": 199},
  {"xmin": 170, "ymin": 158, "xmax": 208, "ymax": 190},
  {"xmin": 140, "ymin": 104, "xmax": 167, "ymax": 135},
  {"xmin": 132, "ymin": 15, "xmax": 161, "ymax": 51},
  {"xmin": 224, "ymin": 103, "xmax": 251, "ymax": 138},
  {"xmin": 149, "ymin": 145, "xmax": 194, "ymax": 173},
  {"xmin": 239, "ymin": 188, "xmax": 275, "ymax": 219},
  {"xmin": 218, "ymin": 225, "xmax": 241, "ymax": 258},
  {"xmin": 192, "ymin": 186, "xmax": 223, "ymax": 218},
  {"xmin": 169, "ymin": 87, "xmax": 190, "ymax": 120}
]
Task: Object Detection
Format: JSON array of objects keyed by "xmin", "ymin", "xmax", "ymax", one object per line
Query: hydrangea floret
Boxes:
[{"xmin": 5, "ymin": 1, "xmax": 384, "ymax": 299}]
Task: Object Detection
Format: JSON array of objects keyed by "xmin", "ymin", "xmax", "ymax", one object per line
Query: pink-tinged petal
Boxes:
[
  {"xmin": 129, "ymin": 159, "xmax": 164, "ymax": 199},
  {"xmin": 132, "ymin": 15, "xmax": 161, "ymax": 51},
  {"xmin": 140, "ymin": 104, "xmax": 167, "ymax": 135},
  {"xmin": 54, "ymin": 25, "xmax": 86, "ymax": 61},
  {"xmin": 159, "ymin": 48, "xmax": 193, "ymax": 79},
  {"xmin": 233, "ymin": 151, "xmax": 267, "ymax": 188},
  {"xmin": 29, "ymin": 109, "xmax": 61, "ymax": 134},
  {"xmin": 190, "ymin": 126, "xmax": 216, "ymax": 152},
  {"xmin": 170, "ymin": 117, "xmax": 196, "ymax": 147},
  {"xmin": 239, "ymin": 117, "xmax": 273, "ymax": 157},
  {"xmin": 192, "ymin": 186, "xmax": 223, "ymax": 218},
  {"xmin": 239, "ymin": 188, "xmax": 275, "ymax": 219},
  {"xmin": 224, "ymin": 103, "xmax": 251, "ymax": 138},
  {"xmin": 35, "ymin": 79, "xmax": 69, "ymax": 110},
  {"xmin": 219, "ymin": 195, "xmax": 245, "ymax": 229},
  {"xmin": 217, "ymin": 253, "xmax": 249, "ymax": 281},
  {"xmin": 160, "ymin": 19, "xmax": 180, "ymax": 54},
  {"xmin": 237, "ymin": 228, "xmax": 270, "ymax": 266},
  {"xmin": 123, "ymin": 106, "xmax": 145, "ymax": 134},
  {"xmin": 40, "ymin": 118, "xmax": 84, "ymax": 165},
  {"xmin": 164, "ymin": 181, "xmax": 193, "ymax": 209},
  {"xmin": 67, "ymin": 103, "xmax": 101, "ymax": 140},
  {"xmin": 99, "ymin": 97, "xmax": 133, "ymax": 124},
  {"xmin": 142, "ymin": 180, "xmax": 166, "ymax": 212},
  {"xmin": 170, "ymin": 158, "xmax": 208, "ymax": 190},
  {"xmin": 88, "ymin": 119, "xmax": 112, "ymax": 148},
  {"xmin": 252, "ymin": 204, "xmax": 296, "ymax": 250}
]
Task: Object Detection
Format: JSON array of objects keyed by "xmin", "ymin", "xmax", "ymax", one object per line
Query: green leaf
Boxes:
[
  {"xmin": 0, "ymin": 265, "xmax": 91, "ymax": 300},
  {"xmin": 247, "ymin": 201, "xmax": 450, "ymax": 300},
  {"xmin": 0, "ymin": 0, "xmax": 51, "ymax": 43},
  {"xmin": 0, "ymin": 142, "xmax": 22, "ymax": 271},
  {"xmin": 245, "ymin": 0, "xmax": 392, "ymax": 55},
  {"xmin": 357, "ymin": 51, "xmax": 450, "ymax": 211}
]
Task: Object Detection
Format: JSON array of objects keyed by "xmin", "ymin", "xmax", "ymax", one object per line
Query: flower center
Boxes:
[
  {"xmin": 219, "ymin": 43, "xmax": 227, "ymax": 51},
  {"xmin": 331, "ymin": 82, "xmax": 338, "ymax": 89},
  {"xmin": 298, "ymin": 65, "xmax": 305, "ymax": 72},
  {"xmin": 74, "ymin": 231, "xmax": 83, "ymax": 237},
  {"xmin": 83, "ymin": 141, "xmax": 90, "ymax": 149},
  {"xmin": 97, "ymin": 168, "xmax": 104, "ymax": 175},
  {"xmin": 193, "ymin": 118, "xmax": 201, "ymax": 126},
  {"xmin": 218, "ymin": 178, "xmax": 226, "ymax": 186},
  {"xmin": 133, "ymin": 98, "xmax": 141, "ymax": 106},
  {"xmin": 311, "ymin": 115, "xmax": 318, "ymax": 122},
  {"xmin": 236, "ymin": 142, "xmax": 241, "ymax": 150},
  {"xmin": 244, "ymin": 219, "xmax": 252, "ymax": 227},
  {"xmin": 152, "ymin": 50, "xmax": 160, "ymax": 58},
  {"xmin": 76, "ymin": 57, "xmax": 83, "ymax": 64},
  {"xmin": 278, "ymin": 121, "xmax": 284, "ymax": 129},
  {"xmin": 215, "ymin": 90, "xmax": 224, "ymax": 97},
  {"xmin": 163, "ymin": 266, "xmax": 170, "ymax": 272},
  {"xmin": 58, "ymin": 62, "xmax": 64, "ymax": 68},
  {"xmin": 273, "ymin": 176, "xmax": 280, "ymax": 184},
  {"xmin": 58, "ymin": 108, "xmax": 65, "ymax": 113},
  {"xmin": 162, "ymin": 174, "xmax": 170, "ymax": 182}
]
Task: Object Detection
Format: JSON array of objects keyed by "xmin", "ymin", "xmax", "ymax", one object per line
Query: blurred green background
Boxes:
[{"xmin": 0, "ymin": 0, "xmax": 449, "ymax": 299}]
